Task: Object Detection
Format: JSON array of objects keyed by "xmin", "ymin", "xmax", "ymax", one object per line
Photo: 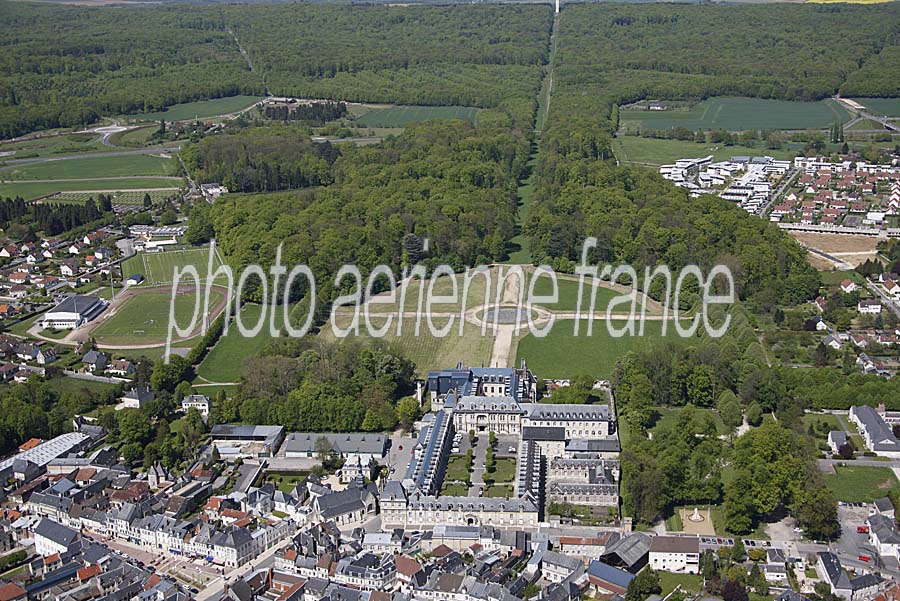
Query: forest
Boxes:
[
  {"xmin": 210, "ymin": 120, "xmax": 530, "ymax": 301},
  {"xmin": 0, "ymin": 196, "xmax": 113, "ymax": 237},
  {"xmin": 0, "ymin": 2, "xmax": 264, "ymax": 138},
  {"xmin": 613, "ymin": 307, "xmax": 839, "ymax": 539},
  {"xmin": 181, "ymin": 125, "xmax": 340, "ymax": 193}
]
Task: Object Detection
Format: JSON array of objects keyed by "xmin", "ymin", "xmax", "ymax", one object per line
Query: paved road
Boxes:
[
  {"xmin": 836, "ymin": 97, "xmax": 900, "ymax": 133},
  {"xmin": 866, "ymin": 281, "xmax": 900, "ymax": 320}
]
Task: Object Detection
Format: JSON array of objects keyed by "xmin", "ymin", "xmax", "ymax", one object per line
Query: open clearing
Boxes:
[
  {"xmin": 321, "ymin": 315, "xmax": 494, "ymax": 377},
  {"xmin": 824, "ymin": 466, "xmax": 900, "ymax": 503},
  {"xmin": 2, "ymin": 154, "xmax": 176, "ymax": 180},
  {"xmin": 854, "ymin": 98, "xmax": 900, "ymax": 118},
  {"xmin": 620, "ymin": 97, "xmax": 850, "ymax": 131},
  {"xmin": 514, "ymin": 318, "xmax": 680, "ymax": 379},
  {"xmin": 195, "ymin": 301, "xmax": 310, "ymax": 384},
  {"xmin": 354, "ymin": 105, "xmax": 479, "ymax": 128},
  {"xmin": 0, "ymin": 132, "xmax": 112, "ymax": 158},
  {"xmin": 122, "ymin": 95, "xmax": 263, "ymax": 122},
  {"xmin": 788, "ymin": 232, "xmax": 880, "ymax": 268},
  {"xmin": 0, "ymin": 178, "xmax": 180, "ymax": 200},
  {"xmin": 121, "ymin": 247, "xmax": 227, "ymax": 286},
  {"xmin": 612, "ymin": 136, "xmax": 801, "ymax": 166},
  {"xmin": 91, "ymin": 287, "xmax": 225, "ymax": 347}
]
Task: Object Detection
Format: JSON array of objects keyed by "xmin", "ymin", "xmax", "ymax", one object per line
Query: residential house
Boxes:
[
  {"xmin": 81, "ymin": 350, "xmax": 108, "ymax": 374},
  {"xmin": 648, "ymin": 536, "xmax": 700, "ymax": 574}
]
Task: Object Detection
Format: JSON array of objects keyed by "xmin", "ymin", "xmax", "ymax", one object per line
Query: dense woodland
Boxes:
[
  {"xmin": 181, "ymin": 125, "xmax": 339, "ymax": 192},
  {"xmin": 0, "ymin": 196, "xmax": 112, "ymax": 237},
  {"xmin": 0, "ymin": 2, "xmax": 264, "ymax": 138},
  {"xmin": 210, "ymin": 121, "xmax": 530, "ymax": 301},
  {"xmin": 614, "ymin": 307, "xmax": 839, "ymax": 538}
]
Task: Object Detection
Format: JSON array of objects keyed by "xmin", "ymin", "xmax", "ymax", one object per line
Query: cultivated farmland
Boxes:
[
  {"xmin": 855, "ymin": 98, "xmax": 900, "ymax": 117},
  {"xmin": 354, "ymin": 105, "xmax": 479, "ymax": 128},
  {"xmin": 1, "ymin": 154, "xmax": 176, "ymax": 180},
  {"xmin": 619, "ymin": 97, "xmax": 851, "ymax": 132},
  {"xmin": 0, "ymin": 178, "xmax": 180, "ymax": 201},
  {"xmin": 123, "ymin": 95, "xmax": 264, "ymax": 122}
]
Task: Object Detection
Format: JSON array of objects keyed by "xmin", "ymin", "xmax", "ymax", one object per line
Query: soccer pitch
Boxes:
[{"xmin": 122, "ymin": 247, "xmax": 227, "ymax": 286}]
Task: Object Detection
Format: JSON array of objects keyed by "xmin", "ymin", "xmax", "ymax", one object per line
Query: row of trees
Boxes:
[{"xmin": 0, "ymin": 196, "xmax": 112, "ymax": 236}]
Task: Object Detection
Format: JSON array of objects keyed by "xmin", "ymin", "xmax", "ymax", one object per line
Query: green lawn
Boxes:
[
  {"xmin": 364, "ymin": 268, "xmax": 491, "ymax": 314},
  {"xmin": 121, "ymin": 246, "xmax": 227, "ymax": 286},
  {"xmin": 0, "ymin": 132, "xmax": 111, "ymax": 158},
  {"xmin": 530, "ymin": 275, "xmax": 644, "ymax": 312},
  {"xmin": 354, "ymin": 105, "xmax": 479, "ymax": 128},
  {"xmin": 801, "ymin": 413, "xmax": 842, "ymax": 439},
  {"xmin": 44, "ymin": 376, "xmax": 119, "ymax": 396},
  {"xmin": 322, "ymin": 315, "xmax": 494, "ymax": 378},
  {"xmin": 91, "ymin": 288, "xmax": 224, "ymax": 346},
  {"xmin": 515, "ymin": 318, "xmax": 682, "ymax": 379},
  {"xmin": 123, "ymin": 95, "xmax": 263, "ymax": 122},
  {"xmin": 2, "ymin": 154, "xmax": 176, "ymax": 180},
  {"xmin": 652, "ymin": 407, "xmax": 728, "ymax": 436},
  {"xmin": 0, "ymin": 178, "xmax": 180, "ymax": 200},
  {"xmin": 824, "ymin": 466, "xmax": 900, "ymax": 502},
  {"xmin": 195, "ymin": 301, "xmax": 310, "ymax": 384},
  {"xmin": 485, "ymin": 484, "xmax": 513, "ymax": 498},
  {"xmin": 264, "ymin": 471, "xmax": 310, "ymax": 493},
  {"xmin": 612, "ymin": 136, "xmax": 801, "ymax": 166},
  {"xmin": 620, "ymin": 97, "xmax": 851, "ymax": 131},
  {"xmin": 487, "ymin": 457, "xmax": 516, "ymax": 483},
  {"xmin": 855, "ymin": 98, "xmax": 900, "ymax": 118},
  {"xmin": 444, "ymin": 456, "xmax": 471, "ymax": 482},
  {"xmin": 441, "ymin": 483, "xmax": 470, "ymax": 496},
  {"xmin": 657, "ymin": 571, "xmax": 703, "ymax": 596},
  {"xmin": 3, "ymin": 312, "xmax": 43, "ymax": 336}
]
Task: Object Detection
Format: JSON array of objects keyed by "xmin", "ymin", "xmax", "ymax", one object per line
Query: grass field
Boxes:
[
  {"xmin": 855, "ymin": 98, "xmax": 900, "ymax": 118},
  {"xmin": 515, "ymin": 318, "xmax": 681, "ymax": 379},
  {"xmin": 652, "ymin": 407, "xmax": 728, "ymax": 435},
  {"xmin": 612, "ymin": 136, "xmax": 801, "ymax": 166},
  {"xmin": 364, "ymin": 268, "xmax": 492, "ymax": 314},
  {"xmin": 354, "ymin": 105, "xmax": 479, "ymax": 128},
  {"xmin": 108, "ymin": 126, "xmax": 159, "ymax": 147},
  {"xmin": 485, "ymin": 484, "xmax": 513, "ymax": 498},
  {"xmin": 121, "ymin": 247, "xmax": 226, "ymax": 286},
  {"xmin": 44, "ymin": 376, "xmax": 119, "ymax": 396},
  {"xmin": 445, "ymin": 456, "xmax": 471, "ymax": 482},
  {"xmin": 2, "ymin": 154, "xmax": 176, "ymax": 181},
  {"xmin": 441, "ymin": 483, "xmax": 470, "ymax": 496},
  {"xmin": 620, "ymin": 97, "xmax": 851, "ymax": 132},
  {"xmin": 487, "ymin": 458, "xmax": 516, "ymax": 483},
  {"xmin": 123, "ymin": 96, "xmax": 263, "ymax": 122},
  {"xmin": 531, "ymin": 275, "xmax": 646, "ymax": 312},
  {"xmin": 195, "ymin": 301, "xmax": 311, "ymax": 384},
  {"xmin": 91, "ymin": 287, "xmax": 224, "ymax": 346},
  {"xmin": 846, "ymin": 118, "xmax": 889, "ymax": 131},
  {"xmin": 322, "ymin": 315, "xmax": 494, "ymax": 377},
  {"xmin": 824, "ymin": 466, "xmax": 900, "ymax": 503},
  {"xmin": 657, "ymin": 571, "xmax": 703, "ymax": 596},
  {"xmin": 0, "ymin": 132, "xmax": 111, "ymax": 158},
  {"xmin": 0, "ymin": 178, "xmax": 181, "ymax": 200}
]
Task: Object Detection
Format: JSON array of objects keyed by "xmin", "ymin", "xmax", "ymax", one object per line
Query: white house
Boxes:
[
  {"xmin": 181, "ymin": 394, "xmax": 211, "ymax": 417},
  {"xmin": 649, "ymin": 536, "xmax": 700, "ymax": 574},
  {"xmin": 858, "ymin": 300, "xmax": 882, "ymax": 314},
  {"xmin": 33, "ymin": 518, "xmax": 80, "ymax": 557}
]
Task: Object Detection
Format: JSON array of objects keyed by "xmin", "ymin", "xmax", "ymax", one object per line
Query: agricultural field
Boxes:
[
  {"xmin": 514, "ymin": 318, "xmax": 681, "ymax": 379},
  {"xmin": 121, "ymin": 247, "xmax": 227, "ymax": 286},
  {"xmin": 612, "ymin": 136, "xmax": 801, "ymax": 167},
  {"xmin": 824, "ymin": 465, "xmax": 900, "ymax": 503},
  {"xmin": 0, "ymin": 178, "xmax": 181, "ymax": 201},
  {"xmin": 48, "ymin": 190, "xmax": 176, "ymax": 206},
  {"xmin": 855, "ymin": 98, "xmax": 900, "ymax": 117},
  {"xmin": 1, "ymin": 154, "xmax": 177, "ymax": 180},
  {"xmin": 122, "ymin": 96, "xmax": 263, "ymax": 122},
  {"xmin": 619, "ymin": 97, "xmax": 851, "ymax": 132},
  {"xmin": 90, "ymin": 287, "xmax": 225, "ymax": 347},
  {"xmin": 322, "ymin": 315, "xmax": 494, "ymax": 377},
  {"xmin": 353, "ymin": 105, "xmax": 479, "ymax": 128}
]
